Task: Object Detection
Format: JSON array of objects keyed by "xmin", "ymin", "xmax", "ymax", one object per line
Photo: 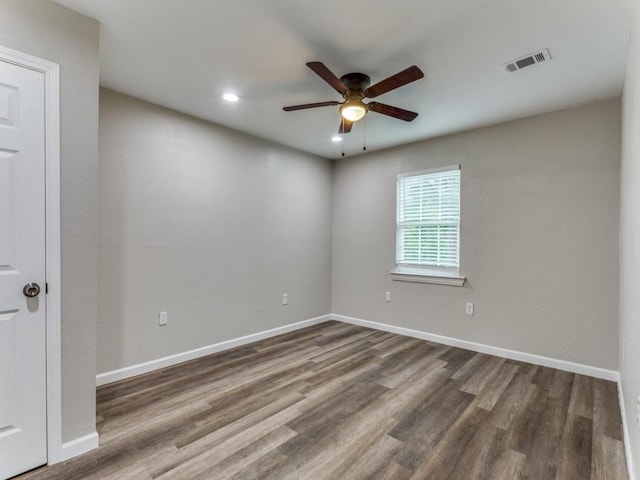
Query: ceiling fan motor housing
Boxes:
[{"xmin": 339, "ymin": 73, "xmax": 371, "ymax": 93}]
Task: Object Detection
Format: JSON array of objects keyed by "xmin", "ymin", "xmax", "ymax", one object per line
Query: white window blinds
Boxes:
[{"xmin": 396, "ymin": 166, "xmax": 460, "ymax": 268}]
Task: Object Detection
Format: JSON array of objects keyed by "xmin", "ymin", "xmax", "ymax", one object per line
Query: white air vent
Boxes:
[{"xmin": 504, "ymin": 49, "xmax": 552, "ymax": 73}]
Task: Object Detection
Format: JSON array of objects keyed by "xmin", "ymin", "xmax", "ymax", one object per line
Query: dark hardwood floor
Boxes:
[{"xmin": 15, "ymin": 321, "xmax": 628, "ymax": 479}]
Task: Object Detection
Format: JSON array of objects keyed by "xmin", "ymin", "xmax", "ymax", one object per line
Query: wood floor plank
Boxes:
[
  {"xmin": 15, "ymin": 321, "xmax": 629, "ymax": 480},
  {"xmin": 488, "ymin": 371, "xmax": 538, "ymax": 430},
  {"xmin": 147, "ymin": 391, "xmax": 305, "ymax": 478},
  {"xmin": 446, "ymin": 420, "xmax": 505, "ymax": 479},
  {"xmin": 518, "ymin": 379, "xmax": 573, "ymax": 480},
  {"xmin": 505, "ymin": 386, "xmax": 547, "ymax": 455},
  {"xmin": 479, "ymin": 448, "xmax": 526, "ymax": 480},
  {"xmin": 556, "ymin": 414, "xmax": 593, "ymax": 480},
  {"xmin": 378, "ymin": 341, "xmax": 436, "ymax": 375},
  {"xmin": 460, "ymin": 355, "xmax": 506, "ymax": 395},
  {"xmin": 296, "ymin": 353, "xmax": 447, "ymax": 475},
  {"xmin": 323, "ymin": 434, "xmax": 404, "ymax": 480},
  {"xmin": 408, "ymin": 406, "xmax": 490, "ymax": 479},
  {"xmin": 592, "ymin": 434, "xmax": 628, "ymax": 480},
  {"xmin": 153, "ymin": 404, "xmax": 301, "ymax": 479},
  {"xmin": 172, "ymin": 381, "xmax": 304, "ymax": 449},
  {"xmin": 436, "ymin": 346, "xmax": 475, "ymax": 370},
  {"xmin": 301, "ymin": 346, "xmax": 378, "ymax": 388},
  {"xmin": 376, "ymin": 461, "xmax": 414, "ymax": 480},
  {"xmin": 277, "ymin": 414, "xmax": 399, "ymax": 480},
  {"xmin": 308, "ymin": 334, "xmax": 374, "ymax": 363},
  {"xmin": 568, "ymin": 374, "xmax": 594, "ymax": 419},
  {"xmin": 593, "ymin": 378, "xmax": 624, "ymax": 440},
  {"xmin": 474, "ymin": 362, "xmax": 519, "ymax": 411},
  {"xmin": 391, "ymin": 381, "xmax": 476, "ymax": 470},
  {"xmin": 378, "ymin": 356, "xmax": 448, "ymax": 390},
  {"xmin": 375, "ymin": 336, "xmax": 423, "ymax": 359},
  {"xmin": 293, "ymin": 357, "xmax": 381, "ymax": 401},
  {"xmin": 532, "ymin": 364, "xmax": 558, "ymax": 390},
  {"xmin": 284, "ymin": 379, "xmax": 389, "ymax": 437},
  {"xmin": 450, "ymin": 352, "xmax": 492, "ymax": 384},
  {"xmin": 225, "ymin": 453, "xmax": 290, "ymax": 480},
  {"xmin": 188, "ymin": 425, "xmax": 297, "ymax": 480},
  {"xmin": 370, "ymin": 333, "xmax": 409, "ymax": 352}
]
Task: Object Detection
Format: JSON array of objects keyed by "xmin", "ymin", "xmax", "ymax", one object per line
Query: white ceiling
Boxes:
[{"xmin": 54, "ymin": 0, "xmax": 634, "ymax": 159}]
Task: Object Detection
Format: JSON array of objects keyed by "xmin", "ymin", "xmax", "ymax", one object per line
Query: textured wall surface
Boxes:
[
  {"xmin": 620, "ymin": 2, "xmax": 640, "ymax": 477},
  {"xmin": 98, "ymin": 89, "xmax": 332, "ymax": 374},
  {"xmin": 332, "ymin": 99, "xmax": 621, "ymax": 369},
  {"xmin": 0, "ymin": 0, "xmax": 99, "ymax": 442}
]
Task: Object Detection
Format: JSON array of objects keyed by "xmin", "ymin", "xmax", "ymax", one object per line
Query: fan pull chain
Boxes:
[
  {"xmin": 341, "ymin": 117, "xmax": 345, "ymax": 157},
  {"xmin": 363, "ymin": 118, "xmax": 367, "ymax": 152}
]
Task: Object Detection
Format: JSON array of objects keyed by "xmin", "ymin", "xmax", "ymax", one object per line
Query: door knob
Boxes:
[{"xmin": 23, "ymin": 283, "xmax": 41, "ymax": 298}]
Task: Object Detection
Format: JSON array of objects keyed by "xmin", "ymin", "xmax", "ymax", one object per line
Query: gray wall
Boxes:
[
  {"xmin": 0, "ymin": 0, "xmax": 99, "ymax": 442},
  {"xmin": 620, "ymin": 2, "xmax": 640, "ymax": 477},
  {"xmin": 98, "ymin": 89, "xmax": 332, "ymax": 374},
  {"xmin": 332, "ymin": 99, "xmax": 620, "ymax": 370}
]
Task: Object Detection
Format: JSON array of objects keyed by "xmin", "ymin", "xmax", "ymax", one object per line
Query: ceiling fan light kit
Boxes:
[
  {"xmin": 340, "ymin": 97, "xmax": 368, "ymax": 121},
  {"xmin": 283, "ymin": 62, "xmax": 424, "ymax": 135}
]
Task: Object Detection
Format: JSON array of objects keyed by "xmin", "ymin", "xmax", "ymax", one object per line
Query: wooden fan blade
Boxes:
[
  {"xmin": 368, "ymin": 102, "xmax": 419, "ymax": 122},
  {"xmin": 339, "ymin": 118, "xmax": 353, "ymax": 134},
  {"xmin": 364, "ymin": 66, "xmax": 424, "ymax": 99},
  {"xmin": 307, "ymin": 62, "xmax": 349, "ymax": 95},
  {"xmin": 283, "ymin": 101, "xmax": 340, "ymax": 111}
]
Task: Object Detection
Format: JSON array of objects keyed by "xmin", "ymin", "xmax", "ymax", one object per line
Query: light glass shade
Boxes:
[{"xmin": 340, "ymin": 99, "xmax": 367, "ymax": 121}]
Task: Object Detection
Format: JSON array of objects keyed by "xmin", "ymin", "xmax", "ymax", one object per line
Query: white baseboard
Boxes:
[
  {"xmin": 618, "ymin": 377, "xmax": 637, "ymax": 480},
  {"xmin": 331, "ymin": 313, "xmax": 618, "ymax": 381},
  {"xmin": 48, "ymin": 431, "xmax": 99, "ymax": 464},
  {"xmin": 98, "ymin": 312, "xmax": 618, "ymax": 386},
  {"xmin": 96, "ymin": 315, "xmax": 332, "ymax": 386}
]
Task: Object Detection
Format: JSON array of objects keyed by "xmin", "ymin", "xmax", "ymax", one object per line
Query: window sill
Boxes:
[{"xmin": 390, "ymin": 268, "xmax": 466, "ymax": 287}]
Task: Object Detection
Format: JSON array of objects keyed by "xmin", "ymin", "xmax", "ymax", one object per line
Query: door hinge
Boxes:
[{"xmin": 45, "ymin": 282, "xmax": 48, "ymax": 294}]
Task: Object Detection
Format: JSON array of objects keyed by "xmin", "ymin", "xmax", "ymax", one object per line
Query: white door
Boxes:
[{"xmin": 0, "ymin": 60, "xmax": 47, "ymax": 478}]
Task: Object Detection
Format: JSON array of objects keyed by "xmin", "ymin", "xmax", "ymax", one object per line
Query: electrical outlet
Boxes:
[
  {"xmin": 385, "ymin": 291, "xmax": 392, "ymax": 302},
  {"xmin": 465, "ymin": 302, "xmax": 474, "ymax": 316},
  {"xmin": 282, "ymin": 293, "xmax": 288, "ymax": 305},
  {"xmin": 158, "ymin": 311, "xmax": 168, "ymax": 326}
]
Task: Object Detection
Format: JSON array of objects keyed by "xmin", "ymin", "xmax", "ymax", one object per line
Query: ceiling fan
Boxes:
[{"xmin": 283, "ymin": 62, "xmax": 424, "ymax": 134}]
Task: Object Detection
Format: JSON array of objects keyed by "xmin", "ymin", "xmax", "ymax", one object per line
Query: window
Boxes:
[{"xmin": 393, "ymin": 165, "xmax": 465, "ymax": 286}]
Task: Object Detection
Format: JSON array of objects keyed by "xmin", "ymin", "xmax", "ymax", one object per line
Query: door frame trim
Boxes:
[{"xmin": 0, "ymin": 45, "xmax": 63, "ymax": 464}]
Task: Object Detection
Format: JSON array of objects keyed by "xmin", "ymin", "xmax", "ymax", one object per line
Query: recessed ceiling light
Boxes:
[
  {"xmin": 222, "ymin": 93, "xmax": 239, "ymax": 102},
  {"xmin": 331, "ymin": 136, "xmax": 343, "ymax": 142}
]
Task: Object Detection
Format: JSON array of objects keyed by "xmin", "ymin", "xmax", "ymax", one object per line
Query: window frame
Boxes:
[{"xmin": 392, "ymin": 165, "xmax": 466, "ymax": 286}]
